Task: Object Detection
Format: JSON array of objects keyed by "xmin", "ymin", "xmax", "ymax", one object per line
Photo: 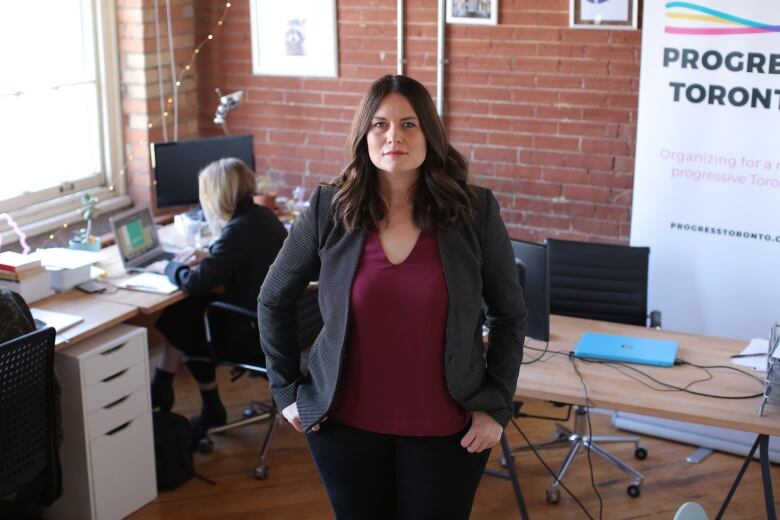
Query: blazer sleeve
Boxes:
[
  {"xmin": 164, "ymin": 219, "xmax": 250, "ymax": 294},
  {"xmin": 258, "ymin": 187, "xmax": 323, "ymax": 411},
  {"xmin": 479, "ymin": 190, "xmax": 528, "ymax": 427}
]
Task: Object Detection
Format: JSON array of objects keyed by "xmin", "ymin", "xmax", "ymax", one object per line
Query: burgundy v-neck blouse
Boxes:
[{"xmin": 328, "ymin": 229, "xmax": 469, "ymax": 436}]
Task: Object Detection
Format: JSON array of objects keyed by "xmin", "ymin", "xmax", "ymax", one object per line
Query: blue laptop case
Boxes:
[{"xmin": 573, "ymin": 332, "xmax": 679, "ymax": 367}]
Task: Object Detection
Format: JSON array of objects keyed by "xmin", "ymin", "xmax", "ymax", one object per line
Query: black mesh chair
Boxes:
[
  {"xmin": 196, "ymin": 286, "xmax": 322, "ymax": 480},
  {"xmin": 0, "ymin": 327, "xmax": 62, "ymax": 517},
  {"xmin": 547, "ymin": 238, "xmax": 659, "ymax": 327},
  {"xmin": 513, "ymin": 239, "xmax": 659, "ymax": 504}
]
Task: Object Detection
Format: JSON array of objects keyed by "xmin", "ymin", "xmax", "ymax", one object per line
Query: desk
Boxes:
[
  {"xmin": 31, "ymin": 231, "xmax": 188, "ymax": 519},
  {"xmin": 34, "ymin": 290, "xmax": 138, "ymax": 350},
  {"xmin": 35, "ymin": 289, "xmax": 160, "ymax": 519},
  {"xmin": 92, "ymin": 243, "xmax": 186, "ymax": 313},
  {"xmin": 518, "ymin": 315, "xmax": 778, "ymax": 436},
  {"xmin": 512, "ymin": 315, "xmax": 778, "ymax": 519}
]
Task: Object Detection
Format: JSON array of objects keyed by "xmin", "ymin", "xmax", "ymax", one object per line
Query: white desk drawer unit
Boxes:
[{"xmin": 47, "ymin": 324, "xmax": 157, "ymax": 520}]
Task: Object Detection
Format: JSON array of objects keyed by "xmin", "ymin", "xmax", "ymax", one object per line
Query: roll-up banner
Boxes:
[{"xmin": 631, "ymin": 1, "xmax": 780, "ymax": 340}]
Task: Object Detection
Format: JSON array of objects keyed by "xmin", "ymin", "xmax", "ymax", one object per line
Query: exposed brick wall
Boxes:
[
  {"xmin": 186, "ymin": 0, "xmax": 642, "ymax": 243},
  {"xmin": 118, "ymin": 0, "xmax": 200, "ymax": 212}
]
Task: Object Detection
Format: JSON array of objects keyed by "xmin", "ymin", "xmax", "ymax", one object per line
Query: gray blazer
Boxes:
[{"xmin": 258, "ymin": 185, "xmax": 527, "ymax": 432}]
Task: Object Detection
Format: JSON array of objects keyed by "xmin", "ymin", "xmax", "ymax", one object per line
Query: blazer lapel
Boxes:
[
  {"xmin": 437, "ymin": 226, "xmax": 461, "ymax": 362},
  {"xmin": 328, "ymin": 229, "xmax": 365, "ymax": 342}
]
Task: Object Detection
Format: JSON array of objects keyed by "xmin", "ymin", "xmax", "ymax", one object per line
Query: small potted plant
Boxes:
[
  {"xmin": 253, "ymin": 174, "xmax": 278, "ymax": 209},
  {"xmin": 68, "ymin": 193, "xmax": 102, "ymax": 251}
]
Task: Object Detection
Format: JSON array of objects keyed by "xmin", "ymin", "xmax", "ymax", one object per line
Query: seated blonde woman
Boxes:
[{"xmin": 150, "ymin": 158, "xmax": 287, "ymax": 429}]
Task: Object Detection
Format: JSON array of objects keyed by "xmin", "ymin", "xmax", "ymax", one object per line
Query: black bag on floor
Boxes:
[{"xmin": 152, "ymin": 410, "xmax": 195, "ymax": 491}]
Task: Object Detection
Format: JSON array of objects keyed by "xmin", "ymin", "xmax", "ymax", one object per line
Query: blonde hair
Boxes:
[{"xmin": 198, "ymin": 157, "xmax": 256, "ymax": 236}]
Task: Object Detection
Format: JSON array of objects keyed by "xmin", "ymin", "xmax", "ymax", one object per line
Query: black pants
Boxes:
[
  {"xmin": 306, "ymin": 420, "xmax": 490, "ymax": 520},
  {"xmin": 156, "ymin": 294, "xmax": 261, "ymax": 383},
  {"xmin": 156, "ymin": 294, "xmax": 218, "ymax": 383}
]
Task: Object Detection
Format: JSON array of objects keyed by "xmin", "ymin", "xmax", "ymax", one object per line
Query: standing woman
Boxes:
[
  {"xmin": 259, "ymin": 75, "xmax": 526, "ymax": 519},
  {"xmin": 152, "ymin": 158, "xmax": 287, "ymax": 429}
]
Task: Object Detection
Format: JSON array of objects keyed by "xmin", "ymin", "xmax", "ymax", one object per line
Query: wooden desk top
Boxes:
[
  {"xmin": 517, "ymin": 315, "xmax": 779, "ymax": 436},
  {"xmin": 93, "ymin": 241, "xmax": 186, "ymax": 314},
  {"xmin": 34, "ymin": 290, "xmax": 138, "ymax": 350}
]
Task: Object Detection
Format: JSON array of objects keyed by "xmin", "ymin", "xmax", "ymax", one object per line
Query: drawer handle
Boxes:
[
  {"xmin": 104, "ymin": 395, "xmax": 130, "ymax": 409},
  {"xmin": 101, "ymin": 368, "xmax": 129, "ymax": 383},
  {"xmin": 106, "ymin": 420, "xmax": 132, "ymax": 436},
  {"xmin": 100, "ymin": 342, "xmax": 127, "ymax": 356}
]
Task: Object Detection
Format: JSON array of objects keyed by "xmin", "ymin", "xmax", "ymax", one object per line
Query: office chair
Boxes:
[
  {"xmin": 196, "ymin": 286, "xmax": 322, "ymax": 480},
  {"xmin": 548, "ymin": 238, "xmax": 659, "ymax": 328},
  {"xmin": 0, "ymin": 327, "xmax": 63, "ymax": 517},
  {"xmin": 512, "ymin": 239, "xmax": 658, "ymax": 504}
]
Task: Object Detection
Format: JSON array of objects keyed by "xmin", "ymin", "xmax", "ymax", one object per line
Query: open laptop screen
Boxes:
[{"xmin": 113, "ymin": 209, "xmax": 158, "ymax": 263}]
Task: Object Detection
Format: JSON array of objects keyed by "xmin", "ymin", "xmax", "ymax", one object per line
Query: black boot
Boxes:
[
  {"xmin": 191, "ymin": 387, "xmax": 227, "ymax": 431},
  {"xmin": 150, "ymin": 368, "xmax": 175, "ymax": 411}
]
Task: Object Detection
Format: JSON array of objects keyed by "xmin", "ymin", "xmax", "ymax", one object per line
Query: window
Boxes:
[{"xmin": 0, "ymin": 0, "xmax": 125, "ymax": 239}]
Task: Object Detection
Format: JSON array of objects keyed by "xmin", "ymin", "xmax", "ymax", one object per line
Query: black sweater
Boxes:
[{"xmin": 166, "ymin": 200, "xmax": 287, "ymax": 309}]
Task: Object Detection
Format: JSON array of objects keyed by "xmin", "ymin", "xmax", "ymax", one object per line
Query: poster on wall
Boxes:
[
  {"xmin": 631, "ymin": 1, "xmax": 780, "ymax": 340},
  {"xmin": 569, "ymin": 0, "xmax": 638, "ymax": 30},
  {"xmin": 249, "ymin": 0, "xmax": 338, "ymax": 77},
  {"xmin": 446, "ymin": 0, "xmax": 498, "ymax": 25}
]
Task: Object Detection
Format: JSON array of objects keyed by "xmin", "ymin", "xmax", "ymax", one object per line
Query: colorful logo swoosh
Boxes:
[{"xmin": 665, "ymin": 2, "xmax": 780, "ymax": 35}]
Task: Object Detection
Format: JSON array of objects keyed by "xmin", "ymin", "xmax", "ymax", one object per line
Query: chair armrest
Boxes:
[
  {"xmin": 206, "ymin": 301, "xmax": 256, "ymax": 319},
  {"xmin": 203, "ymin": 301, "xmax": 256, "ymax": 350}
]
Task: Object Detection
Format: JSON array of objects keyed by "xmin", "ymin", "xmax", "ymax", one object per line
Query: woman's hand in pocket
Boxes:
[{"xmin": 282, "ymin": 402, "xmax": 324, "ymax": 432}]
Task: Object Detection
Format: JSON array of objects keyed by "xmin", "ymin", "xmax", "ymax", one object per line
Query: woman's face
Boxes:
[{"xmin": 366, "ymin": 93, "xmax": 427, "ymax": 179}]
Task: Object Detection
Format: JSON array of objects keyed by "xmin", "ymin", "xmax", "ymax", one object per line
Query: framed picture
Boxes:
[
  {"xmin": 249, "ymin": 0, "xmax": 339, "ymax": 77},
  {"xmin": 446, "ymin": 0, "xmax": 498, "ymax": 26},
  {"xmin": 569, "ymin": 0, "xmax": 638, "ymax": 30}
]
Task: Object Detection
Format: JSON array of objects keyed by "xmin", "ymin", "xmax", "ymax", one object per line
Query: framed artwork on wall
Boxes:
[
  {"xmin": 569, "ymin": 0, "xmax": 638, "ymax": 30},
  {"xmin": 446, "ymin": 0, "xmax": 499, "ymax": 26},
  {"xmin": 249, "ymin": 0, "xmax": 339, "ymax": 77}
]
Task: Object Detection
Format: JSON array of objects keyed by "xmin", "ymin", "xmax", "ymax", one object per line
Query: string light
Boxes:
[
  {"xmin": 0, "ymin": 213, "xmax": 31, "ymax": 254},
  {"xmin": 33, "ymin": 2, "xmax": 233, "ymax": 248},
  {"xmin": 143, "ymin": 1, "xmax": 231, "ymax": 133}
]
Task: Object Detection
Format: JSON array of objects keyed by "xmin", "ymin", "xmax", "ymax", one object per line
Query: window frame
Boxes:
[{"xmin": 0, "ymin": 0, "xmax": 129, "ymax": 244}]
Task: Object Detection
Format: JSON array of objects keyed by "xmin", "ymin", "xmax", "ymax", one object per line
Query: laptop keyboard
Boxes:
[{"xmin": 142, "ymin": 251, "xmax": 175, "ymax": 266}]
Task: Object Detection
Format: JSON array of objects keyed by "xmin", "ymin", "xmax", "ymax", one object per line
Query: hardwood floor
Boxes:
[{"xmin": 130, "ymin": 367, "xmax": 775, "ymax": 519}]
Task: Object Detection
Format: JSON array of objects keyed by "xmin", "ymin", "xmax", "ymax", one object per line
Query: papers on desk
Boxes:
[
  {"xmin": 117, "ymin": 272, "xmax": 178, "ymax": 295},
  {"xmin": 732, "ymin": 338, "xmax": 773, "ymax": 371},
  {"xmin": 30, "ymin": 308, "xmax": 84, "ymax": 333}
]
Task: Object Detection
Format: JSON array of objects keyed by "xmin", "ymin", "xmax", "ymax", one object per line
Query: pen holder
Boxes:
[{"xmin": 759, "ymin": 322, "xmax": 780, "ymax": 416}]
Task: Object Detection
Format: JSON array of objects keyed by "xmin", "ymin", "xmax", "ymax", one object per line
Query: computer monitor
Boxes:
[
  {"xmin": 510, "ymin": 239, "xmax": 550, "ymax": 342},
  {"xmin": 151, "ymin": 134, "xmax": 256, "ymax": 208}
]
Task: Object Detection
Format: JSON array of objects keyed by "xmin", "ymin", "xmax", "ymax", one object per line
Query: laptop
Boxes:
[
  {"xmin": 573, "ymin": 332, "xmax": 679, "ymax": 367},
  {"xmin": 109, "ymin": 207, "xmax": 175, "ymax": 272}
]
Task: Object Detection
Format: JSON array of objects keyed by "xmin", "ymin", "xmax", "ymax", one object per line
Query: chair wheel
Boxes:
[
  {"xmin": 627, "ymin": 483, "xmax": 641, "ymax": 498},
  {"xmin": 255, "ymin": 465, "xmax": 269, "ymax": 480},
  {"xmin": 243, "ymin": 407, "xmax": 258, "ymax": 419},
  {"xmin": 546, "ymin": 488, "xmax": 560, "ymax": 504},
  {"xmin": 634, "ymin": 446, "xmax": 648, "ymax": 460},
  {"xmin": 198, "ymin": 436, "xmax": 214, "ymax": 454}
]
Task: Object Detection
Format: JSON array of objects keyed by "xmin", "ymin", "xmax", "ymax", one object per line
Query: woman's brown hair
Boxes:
[{"xmin": 331, "ymin": 74, "xmax": 475, "ymax": 233}]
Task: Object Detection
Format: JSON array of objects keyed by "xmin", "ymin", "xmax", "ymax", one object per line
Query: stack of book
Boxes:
[{"xmin": 0, "ymin": 251, "xmax": 54, "ymax": 303}]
